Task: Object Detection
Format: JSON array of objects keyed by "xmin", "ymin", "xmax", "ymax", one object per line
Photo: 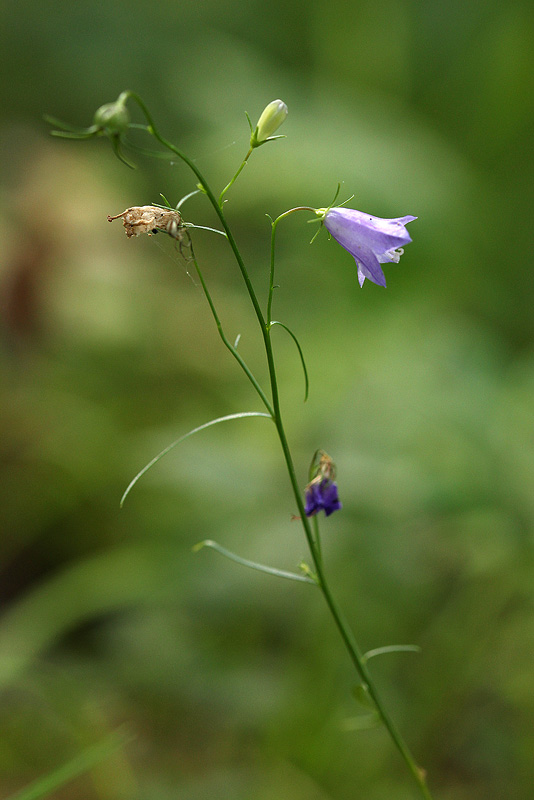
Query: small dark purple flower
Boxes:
[
  {"xmin": 305, "ymin": 478, "xmax": 342, "ymax": 517},
  {"xmin": 320, "ymin": 206, "xmax": 417, "ymax": 287},
  {"xmin": 304, "ymin": 450, "xmax": 342, "ymax": 518}
]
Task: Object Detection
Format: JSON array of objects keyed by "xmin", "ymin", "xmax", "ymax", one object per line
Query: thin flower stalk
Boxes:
[{"xmin": 218, "ymin": 148, "xmax": 253, "ymax": 208}]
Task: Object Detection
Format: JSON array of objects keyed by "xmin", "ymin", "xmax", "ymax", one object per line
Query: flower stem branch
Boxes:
[
  {"xmin": 267, "ymin": 207, "xmax": 314, "ymax": 324},
  {"xmin": 218, "ymin": 148, "xmax": 253, "ymax": 208},
  {"xmin": 127, "ymin": 92, "xmax": 274, "ymax": 380},
  {"xmin": 187, "ymin": 244, "xmax": 274, "ymax": 416}
]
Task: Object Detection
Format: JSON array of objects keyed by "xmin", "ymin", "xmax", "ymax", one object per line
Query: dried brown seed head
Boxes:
[{"xmin": 107, "ymin": 206, "xmax": 185, "ymax": 240}]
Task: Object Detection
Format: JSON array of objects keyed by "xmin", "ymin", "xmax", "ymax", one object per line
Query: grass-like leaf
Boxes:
[
  {"xmin": 362, "ymin": 644, "xmax": 421, "ymax": 664},
  {"xmin": 43, "ymin": 114, "xmax": 96, "ymax": 135},
  {"xmin": 270, "ymin": 321, "xmax": 309, "ymax": 401},
  {"xmin": 193, "ymin": 540, "xmax": 317, "ymax": 584},
  {"xmin": 120, "ymin": 412, "xmax": 272, "ymax": 507},
  {"xmin": 109, "ymin": 134, "xmax": 136, "ymax": 169}
]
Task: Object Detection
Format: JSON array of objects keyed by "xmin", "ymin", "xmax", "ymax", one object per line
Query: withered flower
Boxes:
[{"xmin": 107, "ymin": 206, "xmax": 186, "ymax": 241}]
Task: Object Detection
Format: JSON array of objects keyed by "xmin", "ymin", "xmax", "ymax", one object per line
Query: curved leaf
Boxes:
[
  {"xmin": 185, "ymin": 223, "xmax": 227, "ymax": 237},
  {"xmin": 120, "ymin": 412, "xmax": 272, "ymax": 506},
  {"xmin": 49, "ymin": 130, "xmax": 97, "ymax": 140},
  {"xmin": 124, "ymin": 138, "xmax": 176, "ymax": 160},
  {"xmin": 109, "ymin": 135, "xmax": 136, "ymax": 169},
  {"xmin": 270, "ymin": 321, "xmax": 309, "ymax": 401},
  {"xmin": 362, "ymin": 644, "xmax": 421, "ymax": 664},
  {"xmin": 175, "ymin": 189, "xmax": 201, "ymax": 210},
  {"xmin": 44, "ymin": 114, "xmax": 96, "ymax": 136},
  {"xmin": 193, "ymin": 540, "xmax": 317, "ymax": 585},
  {"xmin": 342, "ymin": 713, "xmax": 380, "ymax": 732}
]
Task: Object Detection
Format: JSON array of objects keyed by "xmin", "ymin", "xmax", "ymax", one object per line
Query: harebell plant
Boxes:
[{"xmin": 47, "ymin": 94, "xmax": 429, "ymax": 798}]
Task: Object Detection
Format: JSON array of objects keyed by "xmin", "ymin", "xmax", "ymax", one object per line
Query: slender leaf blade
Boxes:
[
  {"xmin": 270, "ymin": 321, "xmax": 309, "ymax": 401},
  {"xmin": 121, "ymin": 412, "xmax": 272, "ymax": 506},
  {"xmin": 193, "ymin": 539, "xmax": 317, "ymax": 584}
]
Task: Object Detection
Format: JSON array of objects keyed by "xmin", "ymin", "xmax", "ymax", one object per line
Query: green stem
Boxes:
[
  {"xmin": 219, "ymin": 148, "xmax": 253, "ymax": 208},
  {"xmin": 188, "ymin": 243, "xmax": 274, "ymax": 416},
  {"xmin": 129, "ymin": 96, "xmax": 433, "ymax": 799},
  {"xmin": 267, "ymin": 392, "xmax": 433, "ymax": 800},
  {"xmin": 311, "ymin": 514, "xmax": 322, "ymax": 565},
  {"xmin": 128, "ymin": 93, "xmax": 271, "ymax": 357},
  {"xmin": 266, "ymin": 216, "xmax": 433, "ymax": 799},
  {"xmin": 267, "ymin": 207, "xmax": 314, "ymax": 324}
]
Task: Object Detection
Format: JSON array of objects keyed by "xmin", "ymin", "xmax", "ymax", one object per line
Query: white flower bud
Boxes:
[{"xmin": 251, "ymin": 100, "xmax": 288, "ymax": 147}]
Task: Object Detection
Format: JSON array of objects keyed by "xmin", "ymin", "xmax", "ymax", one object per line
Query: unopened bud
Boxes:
[
  {"xmin": 93, "ymin": 94, "xmax": 130, "ymax": 136},
  {"xmin": 251, "ymin": 100, "xmax": 288, "ymax": 148}
]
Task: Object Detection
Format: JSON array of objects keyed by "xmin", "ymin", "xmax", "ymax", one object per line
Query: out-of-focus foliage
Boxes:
[{"xmin": 1, "ymin": 0, "xmax": 533, "ymax": 798}]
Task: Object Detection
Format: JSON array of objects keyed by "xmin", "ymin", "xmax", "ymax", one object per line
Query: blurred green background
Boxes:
[{"xmin": 1, "ymin": 1, "xmax": 533, "ymax": 798}]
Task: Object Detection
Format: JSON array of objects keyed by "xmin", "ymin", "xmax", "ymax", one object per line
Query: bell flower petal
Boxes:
[
  {"xmin": 305, "ymin": 479, "xmax": 342, "ymax": 518},
  {"xmin": 323, "ymin": 207, "xmax": 416, "ymax": 287}
]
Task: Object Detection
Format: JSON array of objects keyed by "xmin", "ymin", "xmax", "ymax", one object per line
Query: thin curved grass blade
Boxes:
[
  {"xmin": 362, "ymin": 644, "xmax": 421, "ymax": 664},
  {"xmin": 193, "ymin": 540, "xmax": 317, "ymax": 584},
  {"xmin": 124, "ymin": 138, "xmax": 176, "ymax": 160},
  {"xmin": 120, "ymin": 412, "xmax": 272, "ymax": 507},
  {"xmin": 270, "ymin": 321, "xmax": 309, "ymax": 401},
  {"xmin": 49, "ymin": 130, "xmax": 97, "ymax": 140},
  {"xmin": 110, "ymin": 135, "xmax": 136, "ymax": 169},
  {"xmin": 43, "ymin": 114, "xmax": 96, "ymax": 135}
]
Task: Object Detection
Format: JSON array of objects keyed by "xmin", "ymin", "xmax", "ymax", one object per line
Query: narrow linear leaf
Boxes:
[
  {"xmin": 7, "ymin": 728, "xmax": 133, "ymax": 800},
  {"xmin": 362, "ymin": 644, "xmax": 421, "ymax": 664},
  {"xmin": 125, "ymin": 139, "xmax": 176, "ymax": 160},
  {"xmin": 121, "ymin": 412, "xmax": 272, "ymax": 507},
  {"xmin": 49, "ymin": 130, "xmax": 97, "ymax": 140},
  {"xmin": 185, "ymin": 223, "xmax": 227, "ymax": 237},
  {"xmin": 43, "ymin": 115, "xmax": 94, "ymax": 134},
  {"xmin": 270, "ymin": 321, "xmax": 309, "ymax": 401},
  {"xmin": 352, "ymin": 682, "xmax": 375, "ymax": 709},
  {"xmin": 193, "ymin": 540, "xmax": 317, "ymax": 585},
  {"xmin": 342, "ymin": 713, "xmax": 380, "ymax": 732},
  {"xmin": 110, "ymin": 135, "xmax": 136, "ymax": 169},
  {"xmin": 175, "ymin": 189, "xmax": 201, "ymax": 210}
]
